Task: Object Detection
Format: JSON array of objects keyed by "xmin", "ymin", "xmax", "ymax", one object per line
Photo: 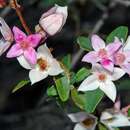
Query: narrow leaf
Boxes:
[
  {"xmin": 85, "ymin": 88, "xmax": 104, "ymax": 113},
  {"xmin": 12, "ymin": 80, "xmax": 30, "ymax": 93},
  {"xmin": 77, "ymin": 36, "xmax": 92, "ymax": 51},
  {"xmin": 106, "ymin": 26, "xmax": 128, "ymax": 43},
  {"xmin": 55, "ymin": 76, "xmax": 70, "ymax": 102},
  {"xmin": 71, "ymin": 88, "xmax": 85, "ymax": 110},
  {"xmin": 76, "ymin": 67, "xmax": 90, "ymax": 83},
  {"xmin": 47, "ymin": 85, "xmax": 58, "ymax": 97}
]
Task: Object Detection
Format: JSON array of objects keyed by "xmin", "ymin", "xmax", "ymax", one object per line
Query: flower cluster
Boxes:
[
  {"xmin": 0, "ymin": 4, "xmax": 68, "ymax": 84},
  {"xmin": 78, "ymin": 35, "xmax": 130, "ymax": 102}
]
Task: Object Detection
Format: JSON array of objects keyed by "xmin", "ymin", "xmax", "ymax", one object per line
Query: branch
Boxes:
[{"xmin": 10, "ymin": 0, "xmax": 31, "ymax": 34}]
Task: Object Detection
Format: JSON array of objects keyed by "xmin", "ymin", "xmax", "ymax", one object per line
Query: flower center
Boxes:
[
  {"xmin": 115, "ymin": 53, "xmax": 126, "ymax": 65},
  {"xmin": 37, "ymin": 58, "xmax": 48, "ymax": 71},
  {"xmin": 82, "ymin": 118, "xmax": 95, "ymax": 128},
  {"xmin": 98, "ymin": 49, "xmax": 108, "ymax": 58},
  {"xmin": 98, "ymin": 73, "xmax": 106, "ymax": 81},
  {"xmin": 20, "ymin": 41, "xmax": 29, "ymax": 50}
]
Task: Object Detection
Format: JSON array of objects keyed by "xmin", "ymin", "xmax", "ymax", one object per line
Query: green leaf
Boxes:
[
  {"xmin": 12, "ymin": 80, "xmax": 30, "ymax": 93},
  {"xmin": 71, "ymin": 88, "xmax": 85, "ymax": 110},
  {"xmin": 55, "ymin": 76, "xmax": 70, "ymax": 102},
  {"xmin": 84, "ymin": 88, "xmax": 104, "ymax": 113},
  {"xmin": 62, "ymin": 54, "xmax": 71, "ymax": 70},
  {"xmin": 98, "ymin": 124, "xmax": 108, "ymax": 130},
  {"xmin": 77, "ymin": 36, "xmax": 92, "ymax": 51},
  {"xmin": 47, "ymin": 85, "xmax": 58, "ymax": 97},
  {"xmin": 70, "ymin": 72, "xmax": 76, "ymax": 84},
  {"xmin": 106, "ymin": 26, "xmax": 128, "ymax": 43},
  {"xmin": 128, "ymin": 108, "xmax": 130, "ymax": 117},
  {"xmin": 76, "ymin": 67, "xmax": 90, "ymax": 83}
]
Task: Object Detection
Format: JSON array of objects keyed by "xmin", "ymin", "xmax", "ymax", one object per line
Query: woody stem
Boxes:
[{"xmin": 10, "ymin": 0, "xmax": 32, "ymax": 34}]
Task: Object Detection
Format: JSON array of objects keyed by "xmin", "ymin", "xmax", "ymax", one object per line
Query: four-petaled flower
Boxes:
[
  {"xmin": 82, "ymin": 35, "xmax": 121, "ymax": 72},
  {"xmin": 7, "ymin": 26, "xmax": 42, "ymax": 65},
  {"xmin": 17, "ymin": 44, "xmax": 64, "ymax": 84},
  {"xmin": 78, "ymin": 63, "xmax": 125, "ymax": 102},
  {"xmin": 68, "ymin": 112, "xmax": 97, "ymax": 130},
  {"xmin": 100, "ymin": 104, "xmax": 130, "ymax": 130},
  {"xmin": 114, "ymin": 36, "xmax": 130, "ymax": 75}
]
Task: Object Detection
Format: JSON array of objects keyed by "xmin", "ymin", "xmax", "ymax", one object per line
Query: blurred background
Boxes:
[{"xmin": 0, "ymin": 0, "xmax": 130, "ymax": 130}]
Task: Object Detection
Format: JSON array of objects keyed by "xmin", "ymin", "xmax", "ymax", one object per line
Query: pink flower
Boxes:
[
  {"xmin": 39, "ymin": 4, "xmax": 68, "ymax": 36},
  {"xmin": 114, "ymin": 36, "xmax": 130, "ymax": 75},
  {"xmin": 6, "ymin": 26, "xmax": 41, "ymax": 65},
  {"xmin": 82, "ymin": 35, "xmax": 121, "ymax": 72}
]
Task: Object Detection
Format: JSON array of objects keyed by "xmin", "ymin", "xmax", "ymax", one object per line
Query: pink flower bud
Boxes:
[{"xmin": 39, "ymin": 4, "xmax": 68, "ymax": 36}]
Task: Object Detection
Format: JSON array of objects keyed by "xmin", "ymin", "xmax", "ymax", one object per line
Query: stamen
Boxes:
[
  {"xmin": 37, "ymin": 58, "xmax": 48, "ymax": 71},
  {"xmin": 115, "ymin": 53, "xmax": 126, "ymax": 65},
  {"xmin": 98, "ymin": 73, "xmax": 106, "ymax": 81},
  {"xmin": 82, "ymin": 118, "xmax": 95, "ymax": 128},
  {"xmin": 98, "ymin": 49, "xmax": 108, "ymax": 58}
]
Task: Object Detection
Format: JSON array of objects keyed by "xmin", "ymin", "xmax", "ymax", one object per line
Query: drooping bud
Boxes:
[
  {"xmin": 39, "ymin": 4, "xmax": 68, "ymax": 36},
  {"xmin": 0, "ymin": 17, "xmax": 13, "ymax": 56}
]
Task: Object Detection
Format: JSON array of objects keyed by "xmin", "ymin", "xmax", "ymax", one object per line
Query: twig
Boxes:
[
  {"xmin": 10, "ymin": 0, "xmax": 31, "ymax": 34},
  {"xmin": 71, "ymin": 1, "xmax": 116, "ymax": 68}
]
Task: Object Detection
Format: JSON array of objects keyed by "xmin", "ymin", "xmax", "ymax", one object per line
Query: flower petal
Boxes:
[
  {"xmin": 13, "ymin": 26, "xmax": 26, "ymax": 43},
  {"xmin": 55, "ymin": 4, "xmax": 68, "ymax": 26},
  {"xmin": 27, "ymin": 34, "xmax": 41, "ymax": 48},
  {"xmin": 17, "ymin": 55, "xmax": 33, "ymax": 69},
  {"xmin": 39, "ymin": 14, "xmax": 63, "ymax": 36},
  {"xmin": 68, "ymin": 112, "xmax": 88, "ymax": 123},
  {"xmin": 29, "ymin": 69, "xmax": 48, "ymax": 85},
  {"xmin": 24, "ymin": 47, "xmax": 37, "ymax": 65},
  {"xmin": 0, "ymin": 40, "xmax": 11, "ymax": 56},
  {"xmin": 82, "ymin": 51, "xmax": 99, "ymax": 64},
  {"xmin": 74, "ymin": 123, "xmax": 87, "ymax": 130},
  {"xmin": 38, "ymin": 44, "xmax": 53, "ymax": 58},
  {"xmin": 99, "ymin": 81, "xmax": 116, "ymax": 102},
  {"xmin": 108, "ymin": 113, "xmax": 130, "ymax": 127},
  {"xmin": 100, "ymin": 111, "xmax": 113, "ymax": 121},
  {"xmin": 101, "ymin": 59, "xmax": 114, "ymax": 72},
  {"xmin": 6, "ymin": 44, "xmax": 23, "ymax": 58},
  {"xmin": 91, "ymin": 35, "xmax": 105, "ymax": 51},
  {"xmin": 0, "ymin": 17, "xmax": 13, "ymax": 42},
  {"xmin": 48, "ymin": 59, "xmax": 63, "ymax": 76},
  {"xmin": 124, "ymin": 36, "xmax": 130, "ymax": 51},
  {"xmin": 78, "ymin": 75, "xmax": 99, "ymax": 92},
  {"xmin": 108, "ymin": 67, "xmax": 125, "ymax": 81},
  {"xmin": 122, "ymin": 64, "xmax": 130, "ymax": 75},
  {"xmin": 106, "ymin": 42, "xmax": 122, "ymax": 56}
]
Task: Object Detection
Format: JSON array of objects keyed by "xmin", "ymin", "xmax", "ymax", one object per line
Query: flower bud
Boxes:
[
  {"xmin": 39, "ymin": 4, "xmax": 68, "ymax": 36},
  {"xmin": 0, "ymin": 0, "xmax": 6, "ymax": 8},
  {"xmin": 0, "ymin": 17, "xmax": 13, "ymax": 56}
]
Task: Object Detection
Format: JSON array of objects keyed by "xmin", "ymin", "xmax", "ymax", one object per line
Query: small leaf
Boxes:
[
  {"xmin": 70, "ymin": 72, "xmax": 76, "ymax": 84},
  {"xmin": 76, "ymin": 67, "xmax": 90, "ymax": 83},
  {"xmin": 55, "ymin": 76, "xmax": 70, "ymax": 102},
  {"xmin": 98, "ymin": 124, "xmax": 108, "ymax": 130},
  {"xmin": 84, "ymin": 88, "xmax": 104, "ymax": 113},
  {"xmin": 77, "ymin": 36, "xmax": 92, "ymax": 51},
  {"xmin": 71, "ymin": 88, "xmax": 85, "ymax": 110},
  {"xmin": 106, "ymin": 26, "xmax": 128, "ymax": 43},
  {"xmin": 47, "ymin": 85, "xmax": 58, "ymax": 97},
  {"xmin": 128, "ymin": 108, "xmax": 130, "ymax": 117},
  {"xmin": 12, "ymin": 80, "xmax": 30, "ymax": 93},
  {"xmin": 62, "ymin": 54, "xmax": 71, "ymax": 70}
]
